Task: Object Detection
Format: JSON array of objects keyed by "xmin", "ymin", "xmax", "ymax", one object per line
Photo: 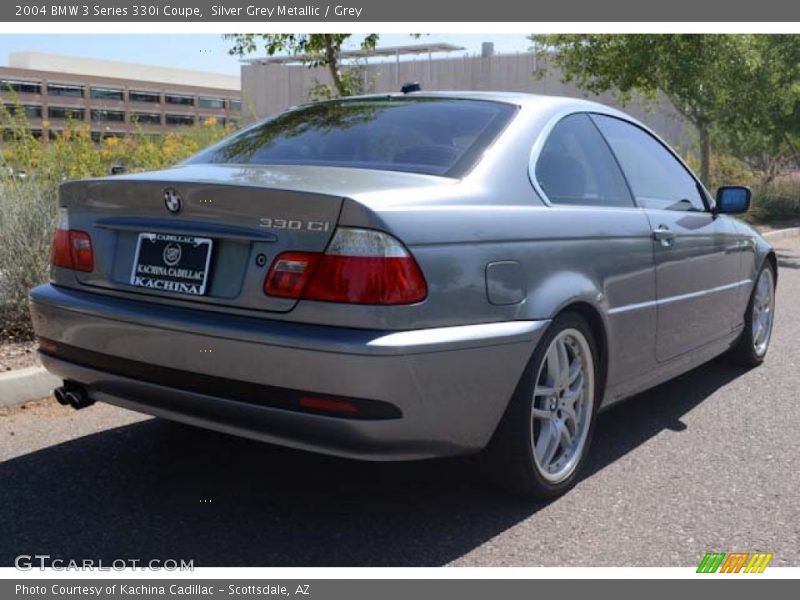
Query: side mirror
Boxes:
[{"xmin": 715, "ymin": 186, "xmax": 751, "ymax": 214}]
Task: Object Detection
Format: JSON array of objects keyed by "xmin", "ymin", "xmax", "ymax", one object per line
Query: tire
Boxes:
[
  {"xmin": 729, "ymin": 261, "xmax": 776, "ymax": 368},
  {"xmin": 485, "ymin": 312, "xmax": 601, "ymax": 499}
]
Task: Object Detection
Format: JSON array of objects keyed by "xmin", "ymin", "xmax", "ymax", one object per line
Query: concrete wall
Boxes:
[{"xmin": 242, "ymin": 52, "xmax": 695, "ymax": 152}]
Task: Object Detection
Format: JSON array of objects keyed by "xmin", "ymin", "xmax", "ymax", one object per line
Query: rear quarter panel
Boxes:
[{"xmin": 337, "ymin": 196, "xmax": 658, "ymax": 397}]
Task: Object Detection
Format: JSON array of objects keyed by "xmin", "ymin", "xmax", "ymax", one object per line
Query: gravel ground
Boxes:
[
  {"xmin": 0, "ymin": 340, "xmax": 39, "ymax": 372},
  {"xmin": 0, "ymin": 239, "xmax": 798, "ymax": 567}
]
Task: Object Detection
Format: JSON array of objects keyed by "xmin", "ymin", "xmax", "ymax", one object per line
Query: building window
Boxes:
[
  {"xmin": 90, "ymin": 131, "xmax": 124, "ymax": 142},
  {"xmin": 3, "ymin": 128, "xmax": 41, "ymax": 141},
  {"xmin": 129, "ymin": 90, "xmax": 160, "ymax": 103},
  {"xmin": 1, "ymin": 79, "xmax": 41, "ymax": 94},
  {"xmin": 47, "ymin": 83, "xmax": 84, "ymax": 98},
  {"xmin": 198, "ymin": 96, "xmax": 225, "ymax": 109},
  {"xmin": 48, "ymin": 106, "xmax": 85, "ymax": 120},
  {"xmin": 90, "ymin": 87, "xmax": 124, "ymax": 101},
  {"xmin": 4, "ymin": 104, "xmax": 42, "ymax": 119},
  {"xmin": 228, "ymin": 98, "xmax": 242, "ymax": 111},
  {"xmin": 2, "ymin": 128, "xmax": 42, "ymax": 139},
  {"xmin": 91, "ymin": 109, "xmax": 125, "ymax": 123},
  {"xmin": 165, "ymin": 113, "xmax": 195, "ymax": 126},
  {"xmin": 131, "ymin": 112, "xmax": 161, "ymax": 125},
  {"xmin": 165, "ymin": 94, "xmax": 194, "ymax": 106}
]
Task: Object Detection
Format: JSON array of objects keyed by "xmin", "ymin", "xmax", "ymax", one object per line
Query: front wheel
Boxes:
[
  {"xmin": 486, "ymin": 312, "xmax": 600, "ymax": 499},
  {"xmin": 729, "ymin": 262, "xmax": 776, "ymax": 367}
]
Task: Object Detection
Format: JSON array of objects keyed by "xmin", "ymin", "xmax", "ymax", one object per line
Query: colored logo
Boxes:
[{"xmin": 697, "ymin": 552, "xmax": 773, "ymax": 573}]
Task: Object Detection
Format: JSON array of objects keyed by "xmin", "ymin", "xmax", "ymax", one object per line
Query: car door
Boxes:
[
  {"xmin": 592, "ymin": 114, "xmax": 742, "ymax": 363},
  {"xmin": 530, "ymin": 112, "xmax": 658, "ymax": 391}
]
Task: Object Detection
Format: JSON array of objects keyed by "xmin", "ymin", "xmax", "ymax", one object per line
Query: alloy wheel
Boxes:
[
  {"xmin": 752, "ymin": 267, "xmax": 775, "ymax": 357},
  {"xmin": 530, "ymin": 328, "xmax": 595, "ymax": 483}
]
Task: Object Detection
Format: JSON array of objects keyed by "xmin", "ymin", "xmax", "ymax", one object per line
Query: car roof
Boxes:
[
  {"xmin": 341, "ymin": 89, "xmax": 600, "ymax": 107},
  {"xmin": 322, "ymin": 90, "xmax": 632, "ymax": 121}
]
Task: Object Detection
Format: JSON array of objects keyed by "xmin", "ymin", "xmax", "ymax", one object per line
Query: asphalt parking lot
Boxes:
[{"xmin": 1, "ymin": 238, "xmax": 798, "ymax": 568}]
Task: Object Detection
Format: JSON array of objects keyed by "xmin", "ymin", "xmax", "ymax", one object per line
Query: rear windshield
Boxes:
[{"xmin": 187, "ymin": 98, "xmax": 517, "ymax": 177}]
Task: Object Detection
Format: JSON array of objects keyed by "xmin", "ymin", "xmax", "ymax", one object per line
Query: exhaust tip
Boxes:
[
  {"xmin": 54, "ymin": 382, "xmax": 95, "ymax": 410},
  {"xmin": 53, "ymin": 386, "xmax": 69, "ymax": 406}
]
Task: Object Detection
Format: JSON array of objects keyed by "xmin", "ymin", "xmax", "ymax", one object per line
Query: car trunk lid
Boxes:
[{"xmin": 60, "ymin": 166, "xmax": 347, "ymax": 313}]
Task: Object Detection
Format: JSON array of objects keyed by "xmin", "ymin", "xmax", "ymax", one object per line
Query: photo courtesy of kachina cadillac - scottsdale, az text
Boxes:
[{"xmin": 0, "ymin": 1, "xmax": 799, "ymax": 593}]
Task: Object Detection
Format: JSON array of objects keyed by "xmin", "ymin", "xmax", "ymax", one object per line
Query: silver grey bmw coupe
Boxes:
[{"xmin": 30, "ymin": 91, "xmax": 777, "ymax": 498}]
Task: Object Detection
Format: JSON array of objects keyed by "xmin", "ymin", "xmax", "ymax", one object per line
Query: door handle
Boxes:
[{"xmin": 652, "ymin": 226, "xmax": 676, "ymax": 247}]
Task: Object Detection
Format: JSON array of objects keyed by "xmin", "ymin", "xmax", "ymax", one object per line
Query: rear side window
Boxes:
[
  {"xmin": 591, "ymin": 114, "xmax": 706, "ymax": 212},
  {"xmin": 534, "ymin": 113, "xmax": 633, "ymax": 207},
  {"xmin": 188, "ymin": 98, "xmax": 517, "ymax": 177}
]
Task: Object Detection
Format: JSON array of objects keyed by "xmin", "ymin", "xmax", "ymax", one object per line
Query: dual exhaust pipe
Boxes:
[{"xmin": 54, "ymin": 382, "xmax": 95, "ymax": 410}]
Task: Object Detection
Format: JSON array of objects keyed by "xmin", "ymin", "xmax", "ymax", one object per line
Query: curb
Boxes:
[
  {"xmin": 0, "ymin": 365, "xmax": 60, "ymax": 408},
  {"xmin": 762, "ymin": 227, "xmax": 800, "ymax": 243}
]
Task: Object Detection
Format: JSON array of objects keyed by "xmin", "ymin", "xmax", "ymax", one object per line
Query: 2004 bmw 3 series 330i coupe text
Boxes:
[{"xmin": 30, "ymin": 92, "xmax": 777, "ymax": 498}]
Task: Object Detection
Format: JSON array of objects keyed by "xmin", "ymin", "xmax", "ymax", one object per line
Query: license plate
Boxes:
[{"xmin": 130, "ymin": 233, "xmax": 213, "ymax": 296}]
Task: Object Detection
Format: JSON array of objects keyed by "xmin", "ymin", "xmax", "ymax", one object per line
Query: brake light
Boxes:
[
  {"xmin": 50, "ymin": 208, "xmax": 94, "ymax": 272},
  {"xmin": 264, "ymin": 228, "xmax": 427, "ymax": 305}
]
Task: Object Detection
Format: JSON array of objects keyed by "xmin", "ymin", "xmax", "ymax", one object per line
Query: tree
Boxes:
[
  {"xmin": 528, "ymin": 34, "xmax": 799, "ymax": 186},
  {"xmin": 226, "ymin": 34, "xmax": 379, "ymax": 98},
  {"xmin": 718, "ymin": 35, "xmax": 800, "ymax": 187}
]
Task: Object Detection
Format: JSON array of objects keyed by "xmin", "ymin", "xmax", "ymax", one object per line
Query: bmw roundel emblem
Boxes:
[{"xmin": 163, "ymin": 188, "xmax": 182, "ymax": 214}]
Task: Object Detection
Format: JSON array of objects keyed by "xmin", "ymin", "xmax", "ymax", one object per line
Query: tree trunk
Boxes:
[
  {"xmin": 323, "ymin": 36, "xmax": 345, "ymax": 96},
  {"xmin": 784, "ymin": 132, "xmax": 800, "ymax": 170},
  {"xmin": 699, "ymin": 125, "xmax": 711, "ymax": 188}
]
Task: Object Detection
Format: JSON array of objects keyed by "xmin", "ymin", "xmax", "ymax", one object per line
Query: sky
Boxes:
[{"xmin": 0, "ymin": 34, "xmax": 531, "ymax": 77}]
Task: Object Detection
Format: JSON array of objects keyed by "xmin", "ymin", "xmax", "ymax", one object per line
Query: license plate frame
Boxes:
[{"xmin": 130, "ymin": 232, "xmax": 213, "ymax": 296}]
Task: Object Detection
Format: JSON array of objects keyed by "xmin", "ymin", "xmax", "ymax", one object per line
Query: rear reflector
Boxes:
[
  {"xmin": 50, "ymin": 208, "xmax": 94, "ymax": 272},
  {"xmin": 36, "ymin": 337, "xmax": 58, "ymax": 354},
  {"xmin": 264, "ymin": 228, "xmax": 427, "ymax": 305},
  {"xmin": 298, "ymin": 395, "xmax": 359, "ymax": 415}
]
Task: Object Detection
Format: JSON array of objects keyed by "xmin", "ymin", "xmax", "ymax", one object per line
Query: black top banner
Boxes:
[{"xmin": 4, "ymin": 0, "xmax": 800, "ymax": 22}]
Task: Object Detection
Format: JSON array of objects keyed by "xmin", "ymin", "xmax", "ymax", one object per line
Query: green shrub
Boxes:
[
  {"xmin": 0, "ymin": 176, "xmax": 56, "ymax": 339},
  {"xmin": 748, "ymin": 178, "xmax": 800, "ymax": 223}
]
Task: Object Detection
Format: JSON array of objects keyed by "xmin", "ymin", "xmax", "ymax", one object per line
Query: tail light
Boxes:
[
  {"xmin": 51, "ymin": 208, "xmax": 94, "ymax": 272},
  {"xmin": 264, "ymin": 227, "xmax": 427, "ymax": 305}
]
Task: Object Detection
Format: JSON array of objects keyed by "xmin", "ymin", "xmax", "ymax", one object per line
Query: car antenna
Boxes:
[{"xmin": 401, "ymin": 81, "xmax": 421, "ymax": 94}]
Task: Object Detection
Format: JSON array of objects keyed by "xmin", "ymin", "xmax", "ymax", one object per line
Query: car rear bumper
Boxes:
[{"xmin": 30, "ymin": 284, "xmax": 547, "ymax": 460}]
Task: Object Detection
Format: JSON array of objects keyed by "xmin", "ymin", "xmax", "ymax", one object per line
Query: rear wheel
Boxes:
[
  {"xmin": 486, "ymin": 312, "xmax": 600, "ymax": 499},
  {"xmin": 729, "ymin": 262, "xmax": 776, "ymax": 367}
]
